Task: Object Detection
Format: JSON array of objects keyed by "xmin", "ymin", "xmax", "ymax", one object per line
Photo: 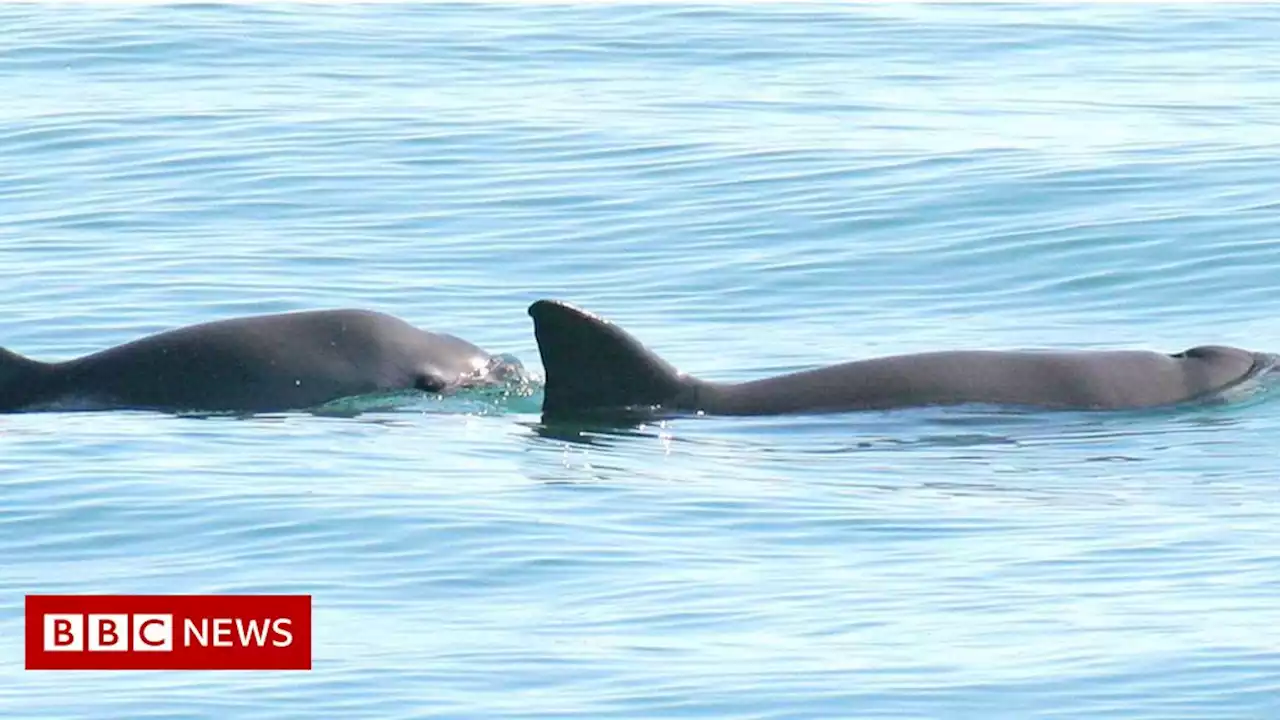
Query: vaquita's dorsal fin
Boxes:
[{"xmin": 528, "ymin": 300, "xmax": 689, "ymax": 418}]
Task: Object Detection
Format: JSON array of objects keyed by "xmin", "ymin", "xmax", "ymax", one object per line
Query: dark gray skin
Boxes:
[
  {"xmin": 0, "ymin": 309, "xmax": 524, "ymax": 414},
  {"xmin": 528, "ymin": 299, "xmax": 1273, "ymax": 419}
]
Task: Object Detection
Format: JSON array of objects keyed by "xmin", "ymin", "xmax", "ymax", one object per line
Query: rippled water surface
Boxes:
[{"xmin": 4, "ymin": 3, "xmax": 1280, "ymax": 718}]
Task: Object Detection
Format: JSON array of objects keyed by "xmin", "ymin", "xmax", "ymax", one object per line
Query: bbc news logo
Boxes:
[{"xmin": 25, "ymin": 595, "xmax": 311, "ymax": 670}]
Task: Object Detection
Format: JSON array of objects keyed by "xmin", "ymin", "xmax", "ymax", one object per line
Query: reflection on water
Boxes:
[{"xmin": 5, "ymin": 3, "xmax": 1280, "ymax": 719}]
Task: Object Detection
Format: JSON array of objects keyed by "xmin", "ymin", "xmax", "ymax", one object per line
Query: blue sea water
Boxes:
[{"xmin": 4, "ymin": 2, "xmax": 1280, "ymax": 717}]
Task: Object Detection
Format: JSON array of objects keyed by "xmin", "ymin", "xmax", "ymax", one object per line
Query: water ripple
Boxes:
[{"xmin": 4, "ymin": 3, "xmax": 1280, "ymax": 719}]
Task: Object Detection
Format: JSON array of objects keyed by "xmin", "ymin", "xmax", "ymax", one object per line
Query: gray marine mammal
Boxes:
[
  {"xmin": 528, "ymin": 299, "xmax": 1272, "ymax": 419},
  {"xmin": 0, "ymin": 309, "xmax": 524, "ymax": 414}
]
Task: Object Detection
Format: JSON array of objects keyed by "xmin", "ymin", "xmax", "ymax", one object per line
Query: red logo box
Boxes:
[{"xmin": 25, "ymin": 595, "xmax": 311, "ymax": 671}]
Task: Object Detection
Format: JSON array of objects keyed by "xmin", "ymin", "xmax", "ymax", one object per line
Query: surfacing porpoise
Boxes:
[
  {"xmin": 0, "ymin": 309, "xmax": 525, "ymax": 414},
  {"xmin": 527, "ymin": 299, "xmax": 1274, "ymax": 419}
]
